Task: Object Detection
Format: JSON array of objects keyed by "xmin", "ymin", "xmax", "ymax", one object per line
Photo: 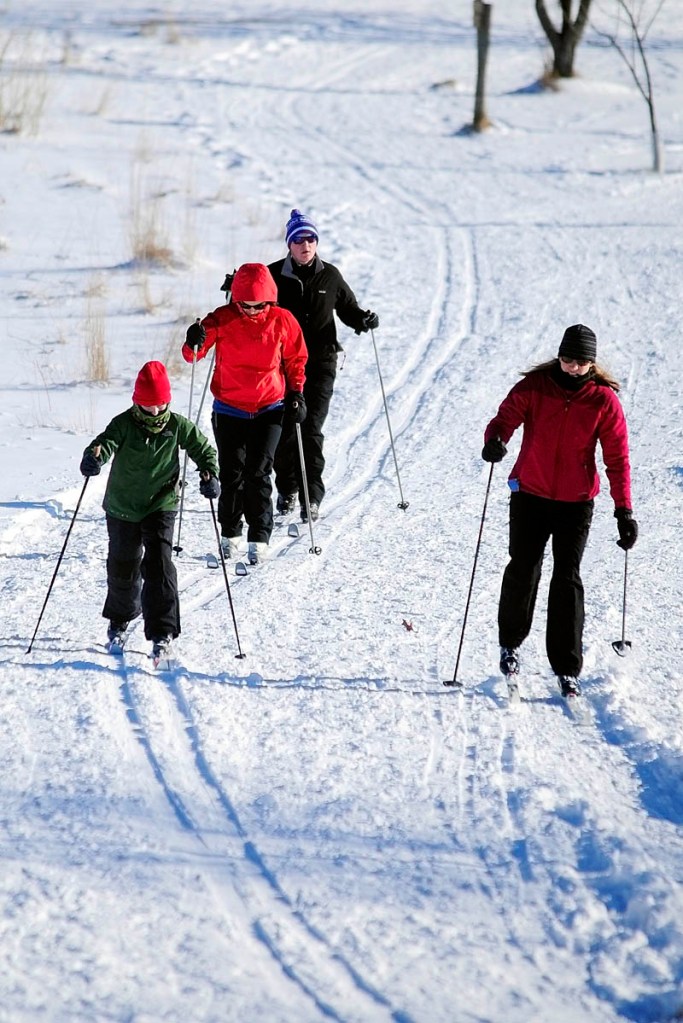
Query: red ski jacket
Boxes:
[
  {"xmin": 183, "ymin": 270, "xmax": 307, "ymax": 415},
  {"xmin": 484, "ymin": 368, "xmax": 632, "ymax": 508}
]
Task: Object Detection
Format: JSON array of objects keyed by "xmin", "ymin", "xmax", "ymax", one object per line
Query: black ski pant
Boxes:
[
  {"xmin": 102, "ymin": 511, "xmax": 180, "ymax": 641},
  {"xmin": 498, "ymin": 491, "xmax": 594, "ymax": 678},
  {"xmin": 274, "ymin": 358, "xmax": 337, "ymax": 507},
  {"xmin": 212, "ymin": 406, "xmax": 283, "ymax": 543}
]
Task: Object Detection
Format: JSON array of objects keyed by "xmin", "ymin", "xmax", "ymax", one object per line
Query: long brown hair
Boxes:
[{"xmin": 522, "ymin": 358, "xmax": 620, "ymax": 392}]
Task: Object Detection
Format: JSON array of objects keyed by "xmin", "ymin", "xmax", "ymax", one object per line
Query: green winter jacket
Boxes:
[{"xmin": 84, "ymin": 408, "xmax": 219, "ymax": 523}]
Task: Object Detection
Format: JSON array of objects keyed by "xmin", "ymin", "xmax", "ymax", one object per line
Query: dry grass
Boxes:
[
  {"xmin": 0, "ymin": 32, "xmax": 49, "ymax": 135},
  {"xmin": 129, "ymin": 189, "xmax": 174, "ymax": 265},
  {"xmin": 88, "ymin": 85, "xmax": 112, "ymax": 118},
  {"xmin": 84, "ymin": 274, "xmax": 107, "ymax": 300},
  {"xmin": 181, "ymin": 161, "xmax": 198, "ymax": 266},
  {"xmin": 539, "ymin": 62, "xmax": 564, "ymax": 92},
  {"xmin": 162, "ymin": 324, "xmax": 187, "ymax": 380},
  {"xmin": 60, "ymin": 30, "xmax": 76, "ymax": 67},
  {"xmin": 84, "ymin": 286, "xmax": 110, "ymax": 383},
  {"xmin": 137, "ymin": 19, "xmax": 183, "ymax": 44},
  {"xmin": 128, "ymin": 141, "xmax": 175, "ymax": 267},
  {"xmin": 244, "ymin": 200, "xmax": 266, "ymax": 228}
]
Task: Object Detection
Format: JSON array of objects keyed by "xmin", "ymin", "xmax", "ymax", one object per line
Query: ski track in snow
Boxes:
[
  {"xmin": 1, "ymin": 504, "xmax": 412, "ymax": 1016},
  {"xmin": 115, "ymin": 648, "xmax": 407, "ymax": 1023},
  {"xmin": 5, "ymin": 479, "xmax": 682, "ymax": 1022}
]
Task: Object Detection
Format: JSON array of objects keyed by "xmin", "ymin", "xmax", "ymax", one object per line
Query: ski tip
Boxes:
[
  {"xmin": 507, "ymin": 683, "xmax": 522, "ymax": 705},
  {"xmin": 153, "ymin": 656, "xmax": 179, "ymax": 672},
  {"xmin": 563, "ymin": 695, "xmax": 592, "ymax": 723},
  {"xmin": 235, "ymin": 561, "xmax": 248, "ymax": 576}
]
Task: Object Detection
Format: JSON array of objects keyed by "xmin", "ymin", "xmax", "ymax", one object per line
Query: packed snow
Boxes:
[{"xmin": 1, "ymin": 1, "xmax": 682, "ymax": 1020}]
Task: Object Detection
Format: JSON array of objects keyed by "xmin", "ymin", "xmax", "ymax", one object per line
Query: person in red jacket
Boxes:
[
  {"xmin": 182, "ymin": 263, "xmax": 307, "ymax": 564},
  {"xmin": 482, "ymin": 324, "xmax": 638, "ymax": 698}
]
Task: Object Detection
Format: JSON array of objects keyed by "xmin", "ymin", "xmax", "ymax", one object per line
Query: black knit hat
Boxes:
[{"xmin": 559, "ymin": 324, "xmax": 597, "ymax": 363}]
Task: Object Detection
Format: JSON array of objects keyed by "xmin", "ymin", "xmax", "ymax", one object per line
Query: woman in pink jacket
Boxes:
[
  {"xmin": 183, "ymin": 263, "xmax": 307, "ymax": 564},
  {"xmin": 482, "ymin": 324, "xmax": 638, "ymax": 698}
]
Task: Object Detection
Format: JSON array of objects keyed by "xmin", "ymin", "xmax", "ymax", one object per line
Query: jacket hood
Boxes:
[{"xmin": 231, "ymin": 263, "xmax": 278, "ymax": 303}]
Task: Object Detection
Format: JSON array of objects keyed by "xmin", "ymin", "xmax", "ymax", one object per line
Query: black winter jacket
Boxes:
[{"xmin": 268, "ymin": 254, "xmax": 367, "ymax": 364}]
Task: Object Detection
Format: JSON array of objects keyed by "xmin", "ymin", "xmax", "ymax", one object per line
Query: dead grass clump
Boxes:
[
  {"xmin": 128, "ymin": 150, "xmax": 175, "ymax": 267},
  {"xmin": 163, "ymin": 324, "xmax": 186, "ymax": 379},
  {"xmin": 0, "ymin": 32, "xmax": 49, "ymax": 135},
  {"xmin": 539, "ymin": 62, "xmax": 564, "ymax": 92},
  {"xmin": 84, "ymin": 291, "xmax": 109, "ymax": 383}
]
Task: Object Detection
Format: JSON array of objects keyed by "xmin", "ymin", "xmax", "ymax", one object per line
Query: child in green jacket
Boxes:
[{"xmin": 80, "ymin": 361, "xmax": 219, "ymax": 659}]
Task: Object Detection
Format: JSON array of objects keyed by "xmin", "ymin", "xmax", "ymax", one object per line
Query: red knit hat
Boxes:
[
  {"xmin": 231, "ymin": 263, "xmax": 278, "ymax": 304},
  {"xmin": 132, "ymin": 361, "xmax": 172, "ymax": 406}
]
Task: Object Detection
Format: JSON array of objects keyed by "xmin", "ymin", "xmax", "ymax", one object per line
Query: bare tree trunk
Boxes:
[
  {"xmin": 536, "ymin": 0, "xmax": 594, "ymax": 77},
  {"xmin": 647, "ymin": 90, "xmax": 664, "ymax": 173},
  {"xmin": 473, "ymin": 1, "xmax": 492, "ymax": 131}
]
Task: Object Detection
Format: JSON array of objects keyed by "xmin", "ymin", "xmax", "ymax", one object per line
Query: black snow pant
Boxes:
[
  {"xmin": 274, "ymin": 357, "xmax": 337, "ymax": 507},
  {"xmin": 498, "ymin": 491, "xmax": 594, "ymax": 678},
  {"xmin": 102, "ymin": 511, "xmax": 180, "ymax": 641},
  {"xmin": 212, "ymin": 406, "xmax": 283, "ymax": 544}
]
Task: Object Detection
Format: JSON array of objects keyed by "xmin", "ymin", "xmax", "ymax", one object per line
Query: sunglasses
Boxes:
[
  {"xmin": 560, "ymin": 355, "xmax": 592, "ymax": 368},
  {"xmin": 291, "ymin": 234, "xmax": 316, "ymax": 244},
  {"xmin": 239, "ymin": 301, "xmax": 269, "ymax": 311}
]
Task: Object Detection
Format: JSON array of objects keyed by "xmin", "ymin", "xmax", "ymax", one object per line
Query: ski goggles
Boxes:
[{"xmin": 560, "ymin": 355, "xmax": 592, "ymax": 368}]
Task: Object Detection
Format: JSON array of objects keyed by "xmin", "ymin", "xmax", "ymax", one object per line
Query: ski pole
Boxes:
[
  {"xmin": 295, "ymin": 420, "xmax": 321, "ymax": 555},
  {"xmin": 194, "ymin": 277, "xmax": 230, "ymax": 428},
  {"xmin": 173, "ymin": 344, "xmax": 198, "ymax": 556},
  {"xmin": 26, "ymin": 477, "xmax": 90, "ymax": 654},
  {"xmin": 443, "ymin": 463, "xmax": 495, "ymax": 687},
  {"xmin": 612, "ymin": 549, "xmax": 632, "ymax": 656},
  {"xmin": 193, "ymin": 348, "xmax": 215, "ymax": 427},
  {"xmin": 208, "ymin": 498, "xmax": 246, "ymax": 659},
  {"xmin": 369, "ymin": 327, "xmax": 408, "ymax": 510}
]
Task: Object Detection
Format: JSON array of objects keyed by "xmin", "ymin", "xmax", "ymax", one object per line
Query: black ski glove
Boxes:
[
  {"xmin": 80, "ymin": 450, "xmax": 102, "ymax": 477},
  {"xmin": 285, "ymin": 391, "xmax": 307, "ymax": 424},
  {"xmin": 615, "ymin": 508, "xmax": 638, "ymax": 550},
  {"xmin": 356, "ymin": 310, "xmax": 379, "ymax": 334},
  {"xmin": 199, "ymin": 474, "xmax": 220, "ymax": 500},
  {"xmin": 185, "ymin": 320, "xmax": 206, "ymax": 351},
  {"xmin": 220, "ymin": 269, "xmax": 237, "ymax": 295},
  {"xmin": 482, "ymin": 437, "xmax": 507, "ymax": 463}
]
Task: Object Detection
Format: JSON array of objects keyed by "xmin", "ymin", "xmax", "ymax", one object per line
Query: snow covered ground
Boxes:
[{"xmin": 1, "ymin": 1, "xmax": 682, "ymax": 1020}]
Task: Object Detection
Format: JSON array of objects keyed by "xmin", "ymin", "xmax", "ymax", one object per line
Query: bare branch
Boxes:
[
  {"xmin": 592, "ymin": 0, "xmax": 664, "ymax": 171},
  {"xmin": 536, "ymin": 0, "xmax": 559, "ymax": 50}
]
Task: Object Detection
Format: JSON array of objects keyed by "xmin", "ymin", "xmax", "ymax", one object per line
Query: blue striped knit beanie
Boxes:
[{"xmin": 285, "ymin": 209, "xmax": 319, "ymax": 247}]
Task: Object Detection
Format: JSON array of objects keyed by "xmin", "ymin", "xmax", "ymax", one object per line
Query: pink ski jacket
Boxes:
[{"xmin": 484, "ymin": 368, "xmax": 632, "ymax": 508}]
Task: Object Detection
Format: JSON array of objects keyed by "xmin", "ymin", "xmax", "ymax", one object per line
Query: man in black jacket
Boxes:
[{"xmin": 268, "ymin": 209, "xmax": 379, "ymax": 521}]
